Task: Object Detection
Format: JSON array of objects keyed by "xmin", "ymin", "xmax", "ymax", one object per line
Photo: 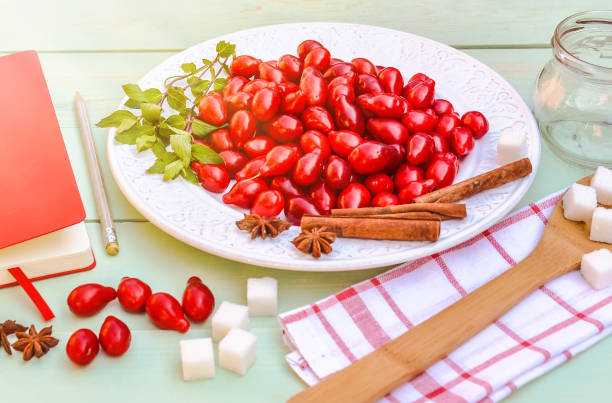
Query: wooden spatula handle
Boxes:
[{"xmin": 288, "ymin": 243, "xmax": 579, "ymax": 403}]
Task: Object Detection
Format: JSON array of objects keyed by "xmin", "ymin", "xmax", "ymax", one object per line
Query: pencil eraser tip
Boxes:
[{"xmin": 106, "ymin": 242, "xmax": 119, "ymax": 256}]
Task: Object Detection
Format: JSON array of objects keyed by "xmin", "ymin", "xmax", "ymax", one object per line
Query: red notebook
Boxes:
[
  {"xmin": 0, "ymin": 51, "xmax": 95, "ymax": 320},
  {"xmin": 0, "ymin": 51, "xmax": 86, "ymax": 248}
]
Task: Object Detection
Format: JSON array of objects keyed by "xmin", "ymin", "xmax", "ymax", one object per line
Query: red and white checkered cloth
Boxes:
[{"xmin": 278, "ymin": 191, "xmax": 612, "ymax": 402}]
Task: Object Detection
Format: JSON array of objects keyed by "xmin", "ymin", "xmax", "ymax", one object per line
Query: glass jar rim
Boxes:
[{"xmin": 552, "ymin": 10, "xmax": 612, "ymax": 80}]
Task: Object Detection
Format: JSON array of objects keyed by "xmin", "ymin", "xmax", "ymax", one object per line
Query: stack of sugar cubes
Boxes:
[
  {"xmin": 562, "ymin": 166, "xmax": 612, "ymax": 290},
  {"xmin": 180, "ymin": 277, "xmax": 278, "ymax": 381}
]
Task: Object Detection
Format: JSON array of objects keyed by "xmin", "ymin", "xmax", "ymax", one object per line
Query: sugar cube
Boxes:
[
  {"xmin": 218, "ymin": 327, "xmax": 257, "ymax": 376},
  {"xmin": 591, "ymin": 166, "xmax": 612, "ymax": 205},
  {"xmin": 590, "ymin": 207, "xmax": 612, "ymax": 244},
  {"xmin": 497, "ymin": 130, "xmax": 527, "ymax": 165},
  {"xmin": 247, "ymin": 277, "xmax": 278, "ymax": 316},
  {"xmin": 211, "ymin": 301, "xmax": 249, "ymax": 342},
  {"xmin": 562, "ymin": 183, "xmax": 597, "ymax": 222},
  {"xmin": 180, "ymin": 338, "xmax": 215, "ymax": 381},
  {"xmin": 580, "ymin": 249, "xmax": 612, "ymax": 290}
]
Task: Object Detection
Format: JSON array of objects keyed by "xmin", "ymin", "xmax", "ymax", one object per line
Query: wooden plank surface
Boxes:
[
  {"xmin": 0, "ymin": 222, "xmax": 362, "ymax": 403},
  {"xmin": 0, "ymin": 1, "xmax": 610, "ymax": 402},
  {"xmin": 1, "ymin": 0, "xmax": 610, "ymax": 50}
]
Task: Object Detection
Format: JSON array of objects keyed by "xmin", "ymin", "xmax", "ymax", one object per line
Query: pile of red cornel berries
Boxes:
[
  {"xmin": 65, "ymin": 277, "xmax": 215, "ymax": 366},
  {"xmin": 192, "ymin": 39, "xmax": 489, "ymax": 225}
]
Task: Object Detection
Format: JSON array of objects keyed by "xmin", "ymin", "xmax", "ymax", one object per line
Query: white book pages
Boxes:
[{"xmin": 0, "ymin": 221, "xmax": 93, "ymax": 285}]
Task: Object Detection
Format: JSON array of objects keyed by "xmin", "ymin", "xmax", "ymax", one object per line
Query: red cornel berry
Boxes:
[
  {"xmin": 193, "ymin": 163, "xmax": 230, "ymax": 193},
  {"xmin": 99, "ymin": 316, "xmax": 131, "ymax": 357},
  {"xmin": 449, "ymin": 126, "xmax": 475, "ymax": 156},
  {"xmin": 259, "ymin": 145, "xmax": 299, "ymax": 177},
  {"xmin": 348, "ymin": 141, "xmax": 399, "ymax": 175},
  {"xmin": 223, "ymin": 178, "xmax": 268, "ymax": 209},
  {"xmin": 270, "ymin": 176, "xmax": 304, "ymax": 199},
  {"xmin": 230, "ymin": 55, "xmax": 260, "ymax": 78},
  {"xmin": 117, "ymin": 277, "xmax": 152, "ymax": 313},
  {"xmin": 297, "ymin": 39, "xmax": 323, "ymax": 60},
  {"xmin": 66, "ymin": 329, "xmax": 99, "ymax": 366},
  {"xmin": 182, "ymin": 276, "xmax": 215, "ymax": 323},
  {"xmin": 198, "ymin": 92, "xmax": 227, "ymax": 126},
  {"xmin": 285, "ymin": 196, "xmax": 321, "ymax": 225},
  {"xmin": 67, "ymin": 284, "xmax": 117, "ymax": 317},
  {"xmin": 146, "ymin": 293, "xmax": 190, "ymax": 333},
  {"xmin": 461, "ymin": 111, "xmax": 489, "ymax": 139},
  {"xmin": 250, "ymin": 190, "xmax": 284, "ymax": 218},
  {"xmin": 372, "ymin": 192, "xmax": 399, "ymax": 207},
  {"xmin": 337, "ymin": 183, "xmax": 371, "ymax": 209}
]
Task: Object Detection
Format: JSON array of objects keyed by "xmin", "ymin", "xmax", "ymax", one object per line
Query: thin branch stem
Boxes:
[
  {"xmin": 158, "ymin": 55, "xmax": 221, "ymax": 107},
  {"xmin": 185, "ymin": 56, "xmax": 231, "ymax": 133}
]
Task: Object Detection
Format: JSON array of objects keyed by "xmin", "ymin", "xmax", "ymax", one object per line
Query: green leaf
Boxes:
[
  {"xmin": 144, "ymin": 88, "xmax": 162, "ymax": 104},
  {"xmin": 124, "ymin": 99, "xmax": 142, "ymax": 109},
  {"xmin": 165, "ymin": 114, "xmax": 186, "ymax": 129},
  {"xmin": 146, "ymin": 160, "xmax": 166, "ymax": 174},
  {"xmin": 192, "ymin": 143, "xmax": 224, "ymax": 164},
  {"xmin": 213, "ymin": 78, "xmax": 228, "ymax": 91},
  {"xmin": 151, "ymin": 138, "xmax": 170, "ymax": 159},
  {"xmin": 167, "ymin": 86, "xmax": 187, "ymax": 112},
  {"xmin": 117, "ymin": 118, "xmax": 137, "ymax": 133},
  {"xmin": 158, "ymin": 125, "xmax": 172, "ymax": 139},
  {"xmin": 96, "ymin": 110, "xmax": 137, "ymax": 128},
  {"xmin": 169, "ymin": 126, "xmax": 190, "ymax": 136},
  {"xmin": 136, "ymin": 134, "xmax": 157, "ymax": 152},
  {"xmin": 181, "ymin": 167, "xmax": 199, "ymax": 185},
  {"xmin": 114, "ymin": 124, "xmax": 155, "ymax": 145},
  {"xmin": 181, "ymin": 62, "xmax": 197, "ymax": 74},
  {"xmin": 170, "ymin": 133, "xmax": 192, "ymax": 167},
  {"xmin": 202, "ymin": 58, "xmax": 213, "ymax": 66},
  {"xmin": 115, "ymin": 131, "xmax": 139, "ymax": 145},
  {"xmin": 216, "ymin": 41, "xmax": 236, "ymax": 58},
  {"xmin": 147, "ymin": 143, "xmax": 178, "ymax": 174},
  {"xmin": 163, "ymin": 160, "xmax": 184, "ymax": 181},
  {"xmin": 141, "ymin": 103, "xmax": 162, "ymax": 123},
  {"xmin": 191, "ymin": 119, "xmax": 226, "ymax": 138},
  {"xmin": 209, "ymin": 65, "xmax": 216, "ymax": 82},
  {"xmin": 158, "ymin": 116, "xmax": 186, "ymax": 138},
  {"xmin": 222, "ymin": 64, "xmax": 231, "ymax": 76},
  {"xmin": 189, "ymin": 78, "xmax": 211, "ymax": 98},
  {"xmin": 122, "ymin": 83, "xmax": 147, "ymax": 102}
]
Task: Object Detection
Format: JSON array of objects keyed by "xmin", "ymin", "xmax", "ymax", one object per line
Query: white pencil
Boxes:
[{"xmin": 74, "ymin": 92, "xmax": 119, "ymax": 256}]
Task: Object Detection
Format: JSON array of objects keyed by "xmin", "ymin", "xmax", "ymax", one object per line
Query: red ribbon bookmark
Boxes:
[{"xmin": 8, "ymin": 267, "xmax": 55, "ymax": 321}]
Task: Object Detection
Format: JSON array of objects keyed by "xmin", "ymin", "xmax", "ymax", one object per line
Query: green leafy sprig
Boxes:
[{"xmin": 97, "ymin": 40, "xmax": 236, "ymax": 184}]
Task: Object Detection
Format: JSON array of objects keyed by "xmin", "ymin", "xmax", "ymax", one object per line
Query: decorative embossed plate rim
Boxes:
[{"xmin": 107, "ymin": 23, "xmax": 540, "ymax": 271}]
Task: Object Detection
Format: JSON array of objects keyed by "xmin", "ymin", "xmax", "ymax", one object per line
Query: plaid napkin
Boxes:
[{"xmin": 278, "ymin": 191, "xmax": 612, "ymax": 402}]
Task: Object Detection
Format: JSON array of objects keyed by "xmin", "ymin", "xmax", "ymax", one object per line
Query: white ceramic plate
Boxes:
[{"xmin": 107, "ymin": 23, "xmax": 540, "ymax": 271}]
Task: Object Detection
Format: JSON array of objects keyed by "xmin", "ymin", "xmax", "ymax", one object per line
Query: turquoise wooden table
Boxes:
[{"xmin": 1, "ymin": 1, "xmax": 610, "ymax": 401}]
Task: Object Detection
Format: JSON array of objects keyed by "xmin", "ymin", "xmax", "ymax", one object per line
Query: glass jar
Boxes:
[{"xmin": 533, "ymin": 10, "xmax": 612, "ymax": 168}]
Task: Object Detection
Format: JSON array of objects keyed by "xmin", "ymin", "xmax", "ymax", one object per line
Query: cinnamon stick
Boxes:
[
  {"xmin": 413, "ymin": 158, "xmax": 532, "ymax": 204},
  {"xmin": 331, "ymin": 203, "xmax": 466, "ymax": 219},
  {"xmin": 301, "ymin": 215, "xmax": 440, "ymax": 241},
  {"xmin": 357, "ymin": 212, "xmax": 453, "ymax": 221}
]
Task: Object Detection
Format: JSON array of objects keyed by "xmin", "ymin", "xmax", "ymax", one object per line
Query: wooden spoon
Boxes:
[{"xmin": 289, "ymin": 176, "xmax": 611, "ymax": 403}]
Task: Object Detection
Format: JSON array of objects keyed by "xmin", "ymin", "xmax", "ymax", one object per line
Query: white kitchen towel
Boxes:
[{"xmin": 279, "ymin": 191, "xmax": 612, "ymax": 402}]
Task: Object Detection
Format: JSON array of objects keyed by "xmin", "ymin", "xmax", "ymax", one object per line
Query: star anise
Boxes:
[
  {"xmin": 0, "ymin": 320, "xmax": 27, "ymax": 355},
  {"xmin": 236, "ymin": 214, "xmax": 291, "ymax": 240},
  {"xmin": 12, "ymin": 325, "xmax": 59, "ymax": 361},
  {"xmin": 292, "ymin": 226, "xmax": 336, "ymax": 258}
]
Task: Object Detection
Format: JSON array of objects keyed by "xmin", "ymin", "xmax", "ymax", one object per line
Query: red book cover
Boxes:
[{"xmin": 0, "ymin": 51, "xmax": 85, "ymax": 249}]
